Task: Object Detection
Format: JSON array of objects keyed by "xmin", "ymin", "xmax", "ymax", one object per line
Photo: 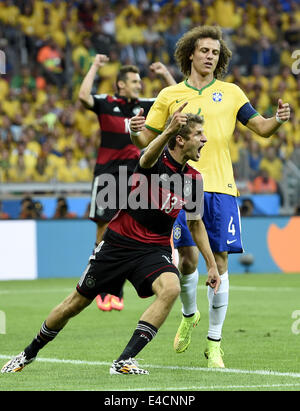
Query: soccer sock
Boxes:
[
  {"xmin": 179, "ymin": 269, "xmax": 199, "ymax": 317},
  {"xmin": 24, "ymin": 321, "xmax": 61, "ymax": 360},
  {"xmin": 207, "ymin": 271, "xmax": 229, "ymax": 341},
  {"xmin": 117, "ymin": 320, "xmax": 157, "ymax": 362}
]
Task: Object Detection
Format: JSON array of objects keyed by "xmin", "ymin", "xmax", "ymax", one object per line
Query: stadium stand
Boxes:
[{"xmin": 0, "ymin": 0, "xmax": 300, "ymax": 217}]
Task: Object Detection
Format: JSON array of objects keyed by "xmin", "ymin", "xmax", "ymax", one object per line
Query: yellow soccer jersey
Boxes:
[{"xmin": 145, "ymin": 79, "xmax": 258, "ymax": 196}]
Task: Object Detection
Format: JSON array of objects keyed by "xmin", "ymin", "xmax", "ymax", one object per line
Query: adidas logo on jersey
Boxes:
[{"xmin": 113, "ymin": 106, "xmax": 121, "ymax": 112}]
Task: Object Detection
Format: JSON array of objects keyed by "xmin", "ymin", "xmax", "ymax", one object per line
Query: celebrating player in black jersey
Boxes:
[
  {"xmin": 1, "ymin": 105, "xmax": 219, "ymax": 376},
  {"xmin": 79, "ymin": 54, "xmax": 176, "ymax": 312}
]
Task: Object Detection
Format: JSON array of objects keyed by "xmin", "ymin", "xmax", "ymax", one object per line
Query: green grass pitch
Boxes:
[{"xmin": 0, "ymin": 274, "xmax": 300, "ymax": 392}]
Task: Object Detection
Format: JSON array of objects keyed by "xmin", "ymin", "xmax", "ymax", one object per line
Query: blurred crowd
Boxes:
[
  {"xmin": 0, "ymin": 0, "xmax": 300, "ymax": 207},
  {"xmin": 0, "ymin": 196, "xmax": 89, "ymax": 219}
]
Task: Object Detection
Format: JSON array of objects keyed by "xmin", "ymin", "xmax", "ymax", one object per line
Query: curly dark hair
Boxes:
[{"xmin": 174, "ymin": 25, "xmax": 232, "ymax": 79}]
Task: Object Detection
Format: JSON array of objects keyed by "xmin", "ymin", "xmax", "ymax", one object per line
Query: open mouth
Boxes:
[
  {"xmin": 197, "ymin": 143, "xmax": 206, "ymax": 155},
  {"xmin": 196, "ymin": 146, "xmax": 202, "ymax": 157}
]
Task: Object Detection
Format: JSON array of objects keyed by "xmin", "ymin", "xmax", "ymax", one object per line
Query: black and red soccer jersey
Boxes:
[
  {"xmin": 104, "ymin": 148, "xmax": 204, "ymax": 249},
  {"xmin": 90, "ymin": 94, "xmax": 155, "ymax": 175}
]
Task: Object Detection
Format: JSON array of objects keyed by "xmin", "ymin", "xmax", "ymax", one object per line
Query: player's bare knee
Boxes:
[
  {"xmin": 179, "ymin": 259, "xmax": 197, "ymax": 274},
  {"xmin": 178, "ymin": 246, "xmax": 199, "ymax": 274},
  {"xmin": 153, "ymin": 273, "xmax": 180, "ymax": 304}
]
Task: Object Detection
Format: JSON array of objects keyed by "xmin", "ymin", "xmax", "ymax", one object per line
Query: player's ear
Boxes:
[
  {"xmin": 176, "ymin": 135, "xmax": 185, "ymax": 147},
  {"xmin": 117, "ymin": 80, "xmax": 125, "ymax": 91}
]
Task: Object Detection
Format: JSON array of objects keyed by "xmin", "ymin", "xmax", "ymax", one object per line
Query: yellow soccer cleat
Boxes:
[
  {"xmin": 204, "ymin": 339, "xmax": 225, "ymax": 368},
  {"xmin": 174, "ymin": 310, "xmax": 200, "ymax": 353}
]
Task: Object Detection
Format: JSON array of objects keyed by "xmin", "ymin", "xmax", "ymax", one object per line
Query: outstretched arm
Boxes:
[
  {"xmin": 246, "ymin": 99, "xmax": 290, "ymax": 138},
  {"xmin": 78, "ymin": 54, "xmax": 109, "ymax": 109}
]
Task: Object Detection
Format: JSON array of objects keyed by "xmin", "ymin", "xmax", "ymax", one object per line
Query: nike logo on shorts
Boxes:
[{"xmin": 227, "ymin": 239, "xmax": 237, "ymax": 245}]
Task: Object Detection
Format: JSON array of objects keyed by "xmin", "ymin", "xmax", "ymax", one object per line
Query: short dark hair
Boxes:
[
  {"xmin": 116, "ymin": 65, "xmax": 140, "ymax": 91},
  {"xmin": 174, "ymin": 25, "xmax": 232, "ymax": 79},
  {"xmin": 167, "ymin": 113, "xmax": 204, "ymax": 150}
]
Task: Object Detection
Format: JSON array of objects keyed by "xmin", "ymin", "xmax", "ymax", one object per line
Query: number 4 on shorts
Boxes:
[{"xmin": 228, "ymin": 216, "xmax": 236, "ymax": 236}]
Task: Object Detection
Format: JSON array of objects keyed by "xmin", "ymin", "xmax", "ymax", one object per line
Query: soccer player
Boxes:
[
  {"xmin": 1, "ymin": 107, "xmax": 220, "ymax": 376},
  {"xmin": 79, "ymin": 54, "xmax": 175, "ymax": 311},
  {"xmin": 129, "ymin": 25, "xmax": 290, "ymax": 368}
]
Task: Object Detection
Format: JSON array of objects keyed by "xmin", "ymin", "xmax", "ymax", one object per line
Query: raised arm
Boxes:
[
  {"xmin": 246, "ymin": 99, "xmax": 290, "ymax": 138},
  {"xmin": 139, "ymin": 102, "xmax": 188, "ymax": 168},
  {"xmin": 149, "ymin": 62, "xmax": 177, "ymax": 86},
  {"xmin": 78, "ymin": 54, "xmax": 109, "ymax": 109},
  {"xmin": 187, "ymin": 218, "xmax": 220, "ymax": 294}
]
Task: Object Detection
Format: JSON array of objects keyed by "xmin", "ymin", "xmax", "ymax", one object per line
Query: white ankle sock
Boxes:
[
  {"xmin": 180, "ymin": 269, "xmax": 199, "ymax": 316},
  {"xmin": 207, "ymin": 271, "xmax": 229, "ymax": 340}
]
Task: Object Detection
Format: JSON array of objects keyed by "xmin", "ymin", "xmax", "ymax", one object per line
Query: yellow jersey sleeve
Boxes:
[{"xmin": 145, "ymin": 86, "xmax": 172, "ymax": 134}]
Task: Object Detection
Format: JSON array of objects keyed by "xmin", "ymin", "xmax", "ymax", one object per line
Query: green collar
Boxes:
[{"xmin": 184, "ymin": 78, "xmax": 216, "ymax": 95}]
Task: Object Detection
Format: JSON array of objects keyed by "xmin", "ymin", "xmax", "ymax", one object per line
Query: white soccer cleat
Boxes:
[
  {"xmin": 110, "ymin": 358, "xmax": 149, "ymax": 375},
  {"xmin": 1, "ymin": 351, "xmax": 36, "ymax": 373}
]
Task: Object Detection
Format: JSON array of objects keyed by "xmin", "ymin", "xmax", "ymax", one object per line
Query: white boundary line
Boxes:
[
  {"xmin": 1, "ymin": 354, "xmax": 300, "ymax": 379},
  {"xmin": 119, "ymin": 383, "xmax": 300, "ymax": 391}
]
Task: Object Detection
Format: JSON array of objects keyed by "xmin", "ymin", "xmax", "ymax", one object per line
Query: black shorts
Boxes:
[
  {"xmin": 89, "ymin": 174, "xmax": 119, "ymax": 222},
  {"xmin": 89, "ymin": 169, "xmax": 133, "ymax": 223},
  {"xmin": 76, "ymin": 241, "xmax": 179, "ymax": 299}
]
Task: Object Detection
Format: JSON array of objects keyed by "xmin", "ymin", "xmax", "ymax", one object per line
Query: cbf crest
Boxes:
[
  {"xmin": 212, "ymin": 91, "xmax": 223, "ymax": 102},
  {"xmin": 173, "ymin": 225, "xmax": 182, "ymax": 241}
]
